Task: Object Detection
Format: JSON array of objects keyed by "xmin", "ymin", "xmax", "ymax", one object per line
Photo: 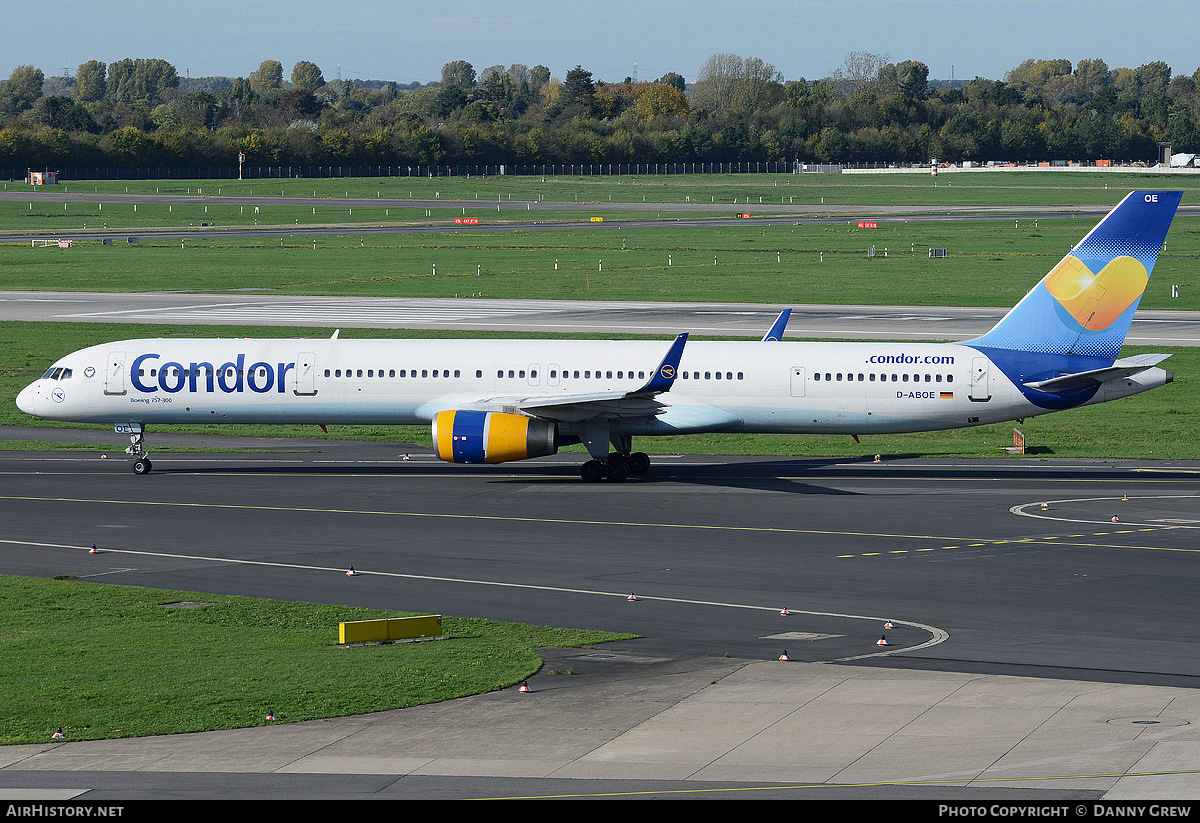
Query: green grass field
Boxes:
[
  {"xmin": 7, "ymin": 170, "xmax": 1200, "ymax": 207},
  {"xmin": 0, "ymin": 575, "xmax": 632, "ymax": 744},
  {"xmin": 4, "ymin": 217, "xmax": 1199, "ymax": 308},
  {"xmin": 1, "ymin": 321, "xmax": 1193, "ymax": 460}
]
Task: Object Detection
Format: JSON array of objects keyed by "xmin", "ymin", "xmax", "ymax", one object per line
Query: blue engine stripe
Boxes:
[{"xmin": 451, "ymin": 410, "xmax": 488, "ymax": 463}]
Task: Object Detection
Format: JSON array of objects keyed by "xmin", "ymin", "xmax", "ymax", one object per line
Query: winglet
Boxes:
[
  {"xmin": 630, "ymin": 333, "xmax": 688, "ymax": 395},
  {"xmin": 762, "ymin": 309, "xmax": 791, "ymax": 342}
]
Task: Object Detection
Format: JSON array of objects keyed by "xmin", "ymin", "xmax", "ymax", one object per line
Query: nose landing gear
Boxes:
[{"xmin": 124, "ymin": 427, "xmax": 152, "ymax": 475}]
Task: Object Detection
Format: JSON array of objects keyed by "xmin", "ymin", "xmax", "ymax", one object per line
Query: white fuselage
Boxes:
[{"xmin": 15, "ymin": 337, "xmax": 1169, "ymax": 438}]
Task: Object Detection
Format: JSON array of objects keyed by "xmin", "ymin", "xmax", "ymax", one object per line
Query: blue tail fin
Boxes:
[{"xmin": 967, "ymin": 191, "xmax": 1181, "ymax": 358}]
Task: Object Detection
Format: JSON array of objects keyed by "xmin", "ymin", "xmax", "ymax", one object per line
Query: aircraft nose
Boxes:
[{"xmin": 16, "ymin": 382, "xmax": 38, "ymax": 416}]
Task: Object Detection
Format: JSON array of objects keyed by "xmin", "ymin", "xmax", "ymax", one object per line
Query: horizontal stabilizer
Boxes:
[{"xmin": 1023, "ymin": 353, "xmax": 1172, "ymax": 393}]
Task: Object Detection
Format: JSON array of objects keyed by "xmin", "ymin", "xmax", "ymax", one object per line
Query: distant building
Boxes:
[
  {"xmin": 1169, "ymin": 153, "xmax": 1199, "ymax": 168},
  {"xmin": 27, "ymin": 171, "xmax": 59, "ymax": 185}
]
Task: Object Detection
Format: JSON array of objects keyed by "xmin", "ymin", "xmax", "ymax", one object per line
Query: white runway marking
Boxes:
[{"xmin": 0, "ymin": 536, "xmax": 948, "ymax": 661}]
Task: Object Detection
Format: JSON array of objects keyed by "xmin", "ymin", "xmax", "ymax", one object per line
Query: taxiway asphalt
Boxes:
[{"xmin": 2, "ymin": 439, "xmax": 1200, "ymax": 799}]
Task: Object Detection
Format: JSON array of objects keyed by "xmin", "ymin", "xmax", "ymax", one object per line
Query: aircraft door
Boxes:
[
  {"xmin": 790, "ymin": 366, "xmax": 806, "ymax": 397},
  {"xmin": 104, "ymin": 351, "xmax": 126, "ymax": 396},
  {"xmin": 969, "ymin": 357, "xmax": 991, "ymax": 402},
  {"xmin": 294, "ymin": 352, "xmax": 317, "ymax": 396},
  {"xmin": 527, "ymin": 364, "xmax": 540, "ymax": 387}
]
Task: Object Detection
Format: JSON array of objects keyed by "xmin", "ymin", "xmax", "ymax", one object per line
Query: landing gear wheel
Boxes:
[
  {"xmin": 131, "ymin": 457, "xmax": 152, "ymax": 475},
  {"xmin": 605, "ymin": 455, "xmax": 630, "ymax": 482},
  {"xmin": 628, "ymin": 452, "xmax": 651, "ymax": 474},
  {"xmin": 581, "ymin": 460, "xmax": 604, "ymax": 483}
]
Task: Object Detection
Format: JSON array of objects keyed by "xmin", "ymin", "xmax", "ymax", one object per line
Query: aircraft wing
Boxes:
[
  {"xmin": 467, "ymin": 333, "xmax": 688, "ymax": 423},
  {"xmin": 1023, "ymin": 353, "xmax": 1172, "ymax": 393}
]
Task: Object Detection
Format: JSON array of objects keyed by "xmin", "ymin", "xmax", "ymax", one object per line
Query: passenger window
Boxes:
[
  {"xmin": 476, "ymin": 370, "xmax": 482, "ymax": 378},
  {"xmin": 715, "ymin": 372, "xmax": 722, "ymax": 380},
  {"xmin": 422, "ymin": 370, "xmax": 428, "ymax": 378},
  {"xmin": 324, "ymin": 369, "xmax": 330, "ymax": 377}
]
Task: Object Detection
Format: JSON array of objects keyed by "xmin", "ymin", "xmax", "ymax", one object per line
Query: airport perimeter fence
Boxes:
[
  {"xmin": 6, "ymin": 161, "xmax": 811, "ymax": 181},
  {"xmin": 4, "ymin": 160, "xmax": 1177, "ymax": 182}
]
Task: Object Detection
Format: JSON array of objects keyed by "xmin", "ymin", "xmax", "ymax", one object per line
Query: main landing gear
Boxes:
[
  {"xmin": 580, "ymin": 452, "xmax": 651, "ymax": 483},
  {"xmin": 125, "ymin": 427, "xmax": 152, "ymax": 475},
  {"xmin": 578, "ymin": 429, "xmax": 651, "ymax": 482}
]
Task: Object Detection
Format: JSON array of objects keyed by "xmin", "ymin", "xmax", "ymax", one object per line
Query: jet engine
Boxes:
[{"xmin": 432, "ymin": 410, "xmax": 558, "ymax": 464}]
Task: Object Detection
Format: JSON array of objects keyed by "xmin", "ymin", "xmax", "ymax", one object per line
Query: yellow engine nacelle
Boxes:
[{"xmin": 432, "ymin": 410, "xmax": 558, "ymax": 464}]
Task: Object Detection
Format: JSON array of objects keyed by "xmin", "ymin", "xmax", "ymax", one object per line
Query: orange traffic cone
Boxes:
[
  {"xmin": 779, "ymin": 608, "xmax": 791, "ymax": 616},
  {"xmin": 346, "ymin": 566, "xmax": 358, "ymax": 576},
  {"xmin": 266, "ymin": 711, "xmax": 276, "ymax": 721},
  {"xmin": 89, "ymin": 544, "xmax": 99, "ymax": 554},
  {"xmin": 1040, "ymin": 502, "xmax": 1049, "ymax": 511},
  {"xmin": 1111, "ymin": 516, "xmax": 1120, "ymax": 523},
  {"xmin": 877, "ymin": 635, "xmax": 890, "ymax": 646},
  {"xmin": 518, "ymin": 681, "xmax": 531, "ymax": 693},
  {"xmin": 52, "ymin": 727, "xmax": 64, "ymax": 739},
  {"xmin": 884, "ymin": 620, "xmax": 893, "ymax": 629},
  {"xmin": 778, "ymin": 650, "xmax": 791, "ymax": 661},
  {"xmin": 627, "ymin": 593, "xmax": 639, "ymax": 602}
]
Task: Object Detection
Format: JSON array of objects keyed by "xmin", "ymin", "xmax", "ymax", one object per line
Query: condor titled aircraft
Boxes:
[{"xmin": 16, "ymin": 190, "xmax": 1180, "ymax": 481}]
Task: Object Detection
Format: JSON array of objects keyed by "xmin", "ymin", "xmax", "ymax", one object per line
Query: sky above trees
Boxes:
[{"xmin": 5, "ymin": 0, "xmax": 1199, "ymax": 88}]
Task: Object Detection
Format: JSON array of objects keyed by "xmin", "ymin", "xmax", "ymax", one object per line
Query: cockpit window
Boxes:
[
  {"xmin": 42, "ymin": 368, "xmax": 57, "ymax": 379},
  {"xmin": 40, "ymin": 367, "xmax": 72, "ymax": 380}
]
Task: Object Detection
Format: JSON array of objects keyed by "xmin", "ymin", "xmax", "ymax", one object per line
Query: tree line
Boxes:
[{"xmin": 1, "ymin": 53, "xmax": 1198, "ymax": 173}]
